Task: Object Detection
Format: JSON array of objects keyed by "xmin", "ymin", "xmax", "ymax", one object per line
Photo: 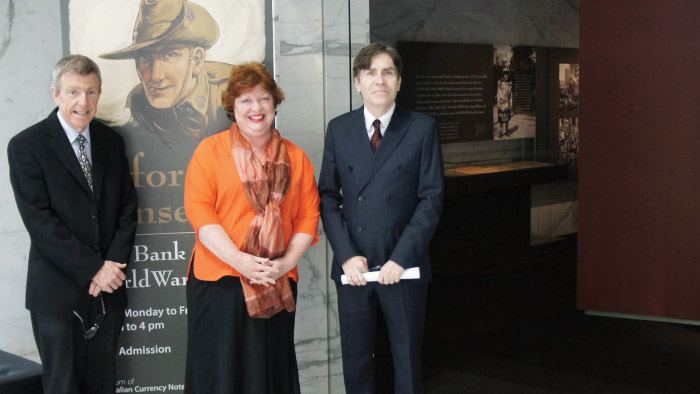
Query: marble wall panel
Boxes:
[
  {"xmin": 295, "ymin": 238, "xmax": 332, "ymax": 393},
  {"xmin": 274, "ymin": 0, "xmax": 368, "ymax": 392},
  {"xmin": 0, "ymin": 0, "xmax": 63, "ymax": 363},
  {"xmin": 371, "ymin": 0, "xmax": 579, "ymax": 48},
  {"xmin": 0, "ymin": 231, "xmax": 37, "ymax": 361},
  {"xmin": 0, "ymin": 0, "xmax": 63, "ymax": 234},
  {"xmin": 273, "ymin": 2, "xmax": 327, "ymax": 392}
]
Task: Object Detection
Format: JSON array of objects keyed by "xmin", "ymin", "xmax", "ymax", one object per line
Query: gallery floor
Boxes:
[
  {"xmin": 378, "ymin": 235, "xmax": 700, "ymax": 394},
  {"xmin": 423, "ymin": 310, "xmax": 700, "ymax": 394}
]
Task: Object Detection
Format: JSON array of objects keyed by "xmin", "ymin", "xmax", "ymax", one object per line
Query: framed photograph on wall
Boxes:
[
  {"xmin": 493, "ymin": 45, "xmax": 537, "ymax": 141},
  {"xmin": 547, "ymin": 47, "xmax": 579, "ymax": 167}
]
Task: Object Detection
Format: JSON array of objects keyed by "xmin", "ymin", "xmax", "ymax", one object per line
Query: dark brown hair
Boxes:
[
  {"xmin": 352, "ymin": 42, "xmax": 403, "ymax": 79},
  {"xmin": 222, "ymin": 62, "xmax": 285, "ymax": 121}
]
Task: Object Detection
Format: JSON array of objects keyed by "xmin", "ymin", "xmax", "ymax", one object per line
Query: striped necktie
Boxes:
[{"xmin": 371, "ymin": 119, "xmax": 382, "ymax": 153}]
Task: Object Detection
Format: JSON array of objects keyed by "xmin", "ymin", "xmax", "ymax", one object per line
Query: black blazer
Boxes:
[
  {"xmin": 319, "ymin": 104, "xmax": 444, "ymax": 282},
  {"xmin": 7, "ymin": 109, "xmax": 138, "ymax": 317}
]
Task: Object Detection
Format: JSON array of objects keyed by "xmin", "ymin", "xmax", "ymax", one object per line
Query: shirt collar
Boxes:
[
  {"xmin": 363, "ymin": 103, "xmax": 396, "ymax": 135},
  {"xmin": 57, "ymin": 110, "xmax": 91, "ymax": 144}
]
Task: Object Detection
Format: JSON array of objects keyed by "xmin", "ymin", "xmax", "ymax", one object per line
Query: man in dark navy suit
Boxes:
[
  {"xmin": 319, "ymin": 42, "xmax": 444, "ymax": 394},
  {"xmin": 7, "ymin": 55, "xmax": 137, "ymax": 394}
]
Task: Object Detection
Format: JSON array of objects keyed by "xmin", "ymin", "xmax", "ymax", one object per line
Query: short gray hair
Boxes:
[{"xmin": 52, "ymin": 55, "xmax": 102, "ymax": 93}]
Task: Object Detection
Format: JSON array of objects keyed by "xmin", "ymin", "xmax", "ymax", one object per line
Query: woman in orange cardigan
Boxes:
[{"xmin": 183, "ymin": 62, "xmax": 320, "ymax": 394}]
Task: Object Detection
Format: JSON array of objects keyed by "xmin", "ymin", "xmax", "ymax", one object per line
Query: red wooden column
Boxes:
[{"xmin": 578, "ymin": 0, "xmax": 700, "ymax": 320}]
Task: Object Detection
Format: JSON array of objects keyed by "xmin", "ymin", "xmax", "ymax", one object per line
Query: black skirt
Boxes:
[{"xmin": 185, "ymin": 259, "xmax": 300, "ymax": 394}]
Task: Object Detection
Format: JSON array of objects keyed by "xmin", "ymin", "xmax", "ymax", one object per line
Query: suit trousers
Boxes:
[
  {"xmin": 30, "ymin": 296, "xmax": 125, "ymax": 394},
  {"xmin": 336, "ymin": 280, "xmax": 428, "ymax": 394}
]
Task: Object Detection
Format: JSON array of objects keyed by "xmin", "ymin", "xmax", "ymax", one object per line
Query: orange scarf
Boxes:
[{"xmin": 230, "ymin": 124, "xmax": 295, "ymax": 318}]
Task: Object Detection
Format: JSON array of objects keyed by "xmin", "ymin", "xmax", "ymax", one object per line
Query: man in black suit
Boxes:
[
  {"xmin": 7, "ymin": 55, "xmax": 138, "ymax": 394},
  {"xmin": 319, "ymin": 42, "xmax": 444, "ymax": 394}
]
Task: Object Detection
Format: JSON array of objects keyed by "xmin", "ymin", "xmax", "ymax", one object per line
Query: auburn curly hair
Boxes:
[{"xmin": 222, "ymin": 62, "xmax": 285, "ymax": 121}]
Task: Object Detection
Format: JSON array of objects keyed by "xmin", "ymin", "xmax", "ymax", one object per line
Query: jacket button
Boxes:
[
  {"xmin": 387, "ymin": 196, "xmax": 393, "ymax": 203},
  {"xmin": 358, "ymin": 196, "xmax": 364, "ymax": 202},
  {"xmin": 357, "ymin": 226, "xmax": 363, "ymax": 233}
]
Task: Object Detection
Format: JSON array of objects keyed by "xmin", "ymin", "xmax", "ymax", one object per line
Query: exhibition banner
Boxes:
[
  {"xmin": 547, "ymin": 48, "xmax": 580, "ymax": 165},
  {"xmin": 63, "ymin": 0, "xmax": 272, "ymax": 391}
]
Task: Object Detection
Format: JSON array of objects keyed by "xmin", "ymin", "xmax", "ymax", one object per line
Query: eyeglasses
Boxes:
[{"xmin": 73, "ymin": 294, "xmax": 106, "ymax": 339}]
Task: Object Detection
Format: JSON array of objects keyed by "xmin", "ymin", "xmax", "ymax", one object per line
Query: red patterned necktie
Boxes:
[{"xmin": 371, "ymin": 119, "xmax": 382, "ymax": 153}]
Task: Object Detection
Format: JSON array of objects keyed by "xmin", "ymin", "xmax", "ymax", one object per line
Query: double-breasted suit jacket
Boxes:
[
  {"xmin": 320, "ymin": 103, "xmax": 444, "ymax": 394},
  {"xmin": 8, "ymin": 108, "xmax": 138, "ymax": 317},
  {"xmin": 319, "ymin": 104, "xmax": 444, "ymax": 283}
]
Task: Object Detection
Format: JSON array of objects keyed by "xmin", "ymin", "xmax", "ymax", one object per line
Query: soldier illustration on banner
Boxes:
[
  {"xmin": 64, "ymin": 0, "xmax": 269, "ymax": 392},
  {"xmin": 99, "ymin": 0, "xmax": 234, "ymax": 146}
]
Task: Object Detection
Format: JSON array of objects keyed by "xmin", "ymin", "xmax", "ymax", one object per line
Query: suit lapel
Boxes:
[
  {"xmin": 364, "ymin": 105, "xmax": 412, "ymax": 184},
  {"xmin": 90, "ymin": 122, "xmax": 106, "ymax": 202},
  {"xmin": 45, "ymin": 111, "xmax": 95, "ymax": 197},
  {"xmin": 348, "ymin": 108, "xmax": 375, "ymax": 180}
]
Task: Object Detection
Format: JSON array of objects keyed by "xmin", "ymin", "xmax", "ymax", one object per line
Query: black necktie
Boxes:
[
  {"xmin": 371, "ymin": 119, "xmax": 382, "ymax": 153},
  {"xmin": 77, "ymin": 134, "xmax": 93, "ymax": 192}
]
